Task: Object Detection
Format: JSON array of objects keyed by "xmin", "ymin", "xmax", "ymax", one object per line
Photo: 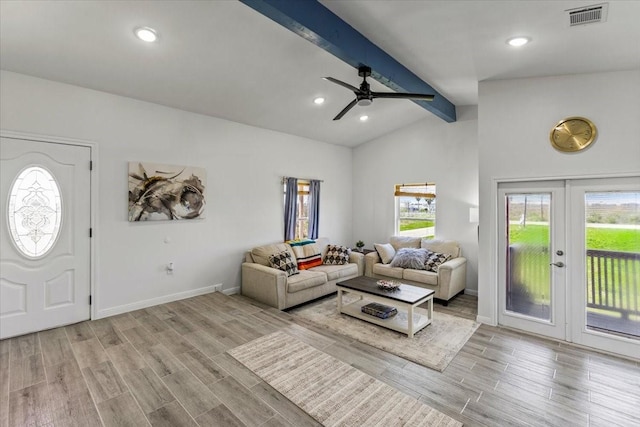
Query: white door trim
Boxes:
[{"xmin": 1, "ymin": 129, "xmax": 99, "ymax": 320}]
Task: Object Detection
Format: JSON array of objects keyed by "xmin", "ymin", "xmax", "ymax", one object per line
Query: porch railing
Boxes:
[
  {"xmin": 587, "ymin": 249, "xmax": 640, "ymax": 319},
  {"xmin": 508, "ymin": 246, "xmax": 640, "ymax": 320}
]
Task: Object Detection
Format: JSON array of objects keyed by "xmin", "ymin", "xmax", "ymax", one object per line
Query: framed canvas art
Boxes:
[{"xmin": 128, "ymin": 162, "xmax": 206, "ymax": 221}]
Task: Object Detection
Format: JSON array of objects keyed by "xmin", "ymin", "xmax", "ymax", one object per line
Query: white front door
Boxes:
[
  {"xmin": 0, "ymin": 136, "xmax": 92, "ymax": 339},
  {"xmin": 498, "ymin": 181, "xmax": 567, "ymax": 340}
]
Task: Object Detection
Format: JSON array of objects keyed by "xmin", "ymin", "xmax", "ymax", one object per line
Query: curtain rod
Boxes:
[{"xmin": 282, "ymin": 176, "xmax": 324, "ymax": 183}]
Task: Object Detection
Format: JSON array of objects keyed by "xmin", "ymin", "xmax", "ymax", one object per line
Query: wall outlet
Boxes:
[{"xmin": 213, "ymin": 284, "xmax": 223, "ymax": 293}]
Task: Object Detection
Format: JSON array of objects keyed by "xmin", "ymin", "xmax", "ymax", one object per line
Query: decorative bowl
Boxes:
[{"xmin": 376, "ymin": 280, "xmax": 401, "ymax": 291}]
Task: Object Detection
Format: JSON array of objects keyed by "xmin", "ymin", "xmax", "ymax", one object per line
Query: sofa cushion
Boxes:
[
  {"xmin": 424, "ymin": 251, "xmax": 452, "ymax": 272},
  {"xmin": 252, "ymin": 243, "xmax": 294, "ymax": 266},
  {"xmin": 374, "ymin": 243, "xmax": 396, "ymax": 264},
  {"xmin": 389, "ymin": 248, "xmax": 429, "ymax": 270},
  {"xmin": 323, "ymin": 244, "xmax": 350, "ymax": 265},
  {"xmin": 421, "ymin": 239, "xmax": 460, "ymax": 258},
  {"xmin": 287, "ymin": 270, "xmax": 327, "ymax": 293},
  {"xmin": 403, "ymin": 268, "xmax": 438, "ymax": 286},
  {"xmin": 372, "ymin": 263, "xmax": 404, "ymax": 279},
  {"xmin": 269, "ymin": 251, "xmax": 299, "ymax": 277},
  {"xmin": 389, "ymin": 236, "xmax": 421, "ymax": 251},
  {"xmin": 310, "ymin": 263, "xmax": 358, "ymax": 281}
]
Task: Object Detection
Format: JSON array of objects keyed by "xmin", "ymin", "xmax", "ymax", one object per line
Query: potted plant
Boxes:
[{"xmin": 355, "ymin": 240, "xmax": 365, "ymax": 252}]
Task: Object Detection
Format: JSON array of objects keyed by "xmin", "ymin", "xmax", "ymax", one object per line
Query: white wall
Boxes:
[
  {"xmin": 0, "ymin": 71, "xmax": 354, "ymax": 317},
  {"xmin": 477, "ymin": 69, "xmax": 640, "ymax": 324},
  {"xmin": 352, "ymin": 106, "xmax": 479, "ymax": 292}
]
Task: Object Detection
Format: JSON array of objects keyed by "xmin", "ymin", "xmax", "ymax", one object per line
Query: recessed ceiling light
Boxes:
[
  {"xmin": 134, "ymin": 27, "xmax": 158, "ymax": 43},
  {"xmin": 507, "ymin": 36, "xmax": 530, "ymax": 47},
  {"xmin": 359, "ymin": 115, "xmax": 369, "ymax": 122},
  {"xmin": 313, "ymin": 97, "xmax": 325, "ymax": 105}
]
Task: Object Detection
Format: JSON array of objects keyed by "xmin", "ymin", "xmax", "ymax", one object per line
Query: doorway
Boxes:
[
  {"xmin": 0, "ymin": 135, "xmax": 92, "ymax": 339},
  {"xmin": 498, "ymin": 177, "xmax": 640, "ymax": 359}
]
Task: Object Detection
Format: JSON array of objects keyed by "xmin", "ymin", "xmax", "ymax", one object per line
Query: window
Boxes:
[
  {"xmin": 8, "ymin": 166, "xmax": 63, "ymax": 258},
  {"xmin": 295, "ymin": 181, "xmax": 310, "ymax": 240},
  {"xmin": 395, "ymin": 183, "xmax": 436, "ymax": 238}
]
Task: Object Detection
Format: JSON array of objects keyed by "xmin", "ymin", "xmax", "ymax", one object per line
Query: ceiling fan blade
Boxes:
[
  {"xmin": 333, "ymin": 98, "xmax": 358, "ymax": 121},
  {"xmin": 371, "ymin": 92, "xmax": 435, "ymax": 101},
  {"xmin": 323, "ymin": 77, "xmax": 360, "ymax": 93}
]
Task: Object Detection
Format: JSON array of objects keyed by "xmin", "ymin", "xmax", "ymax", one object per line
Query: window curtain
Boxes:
[
  {"xmin": 284, "ymin": 177, "xmax": 298, "ymax": 241},
  {"xmin": 308, "ymin": 179, "xmax": 321, "ymax": 239}
]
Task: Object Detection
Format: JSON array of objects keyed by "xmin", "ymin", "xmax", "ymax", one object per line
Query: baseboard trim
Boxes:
[
  {"xmin": 476, "ymin": 315, "xmax": 495, "ymax": 325},
  {"xmin": 223, "ymin": 286, "xmax": 240, "ymax": 295},
  {"xmin": 95, "ymin": 285, "xmax": 217, "ymax": 319},
  {"xmin": 465, "ymin": 289, "xmax": 478, "ymax": 297}
]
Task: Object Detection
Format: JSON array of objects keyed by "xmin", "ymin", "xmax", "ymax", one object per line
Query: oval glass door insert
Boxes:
[{"xmin": 7, "ymin": 166, "xmax": 63, "ymax": 258}]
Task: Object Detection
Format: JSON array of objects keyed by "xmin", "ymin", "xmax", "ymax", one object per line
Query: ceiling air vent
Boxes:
[{"xmin": 566, "ymin": 3, "xmax": 608, "ymax": 26}]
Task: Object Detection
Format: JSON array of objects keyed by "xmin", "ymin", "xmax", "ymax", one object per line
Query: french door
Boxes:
[
  {"xmin": 568, "ymin": 177, "xmax": 639, "ymax": 359},
  {"xmin": 498, "ymin": 181, "xmax": 567, "ymax": 340},
  {"xmin": 498, "ymin": 177, "xmax": 640, "ymax": 359}
]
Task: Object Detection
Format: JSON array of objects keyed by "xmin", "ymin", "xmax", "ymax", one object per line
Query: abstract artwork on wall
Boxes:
[{"xmin": 128, "ymin": 162, "xmax": 206, "ymax": 221}]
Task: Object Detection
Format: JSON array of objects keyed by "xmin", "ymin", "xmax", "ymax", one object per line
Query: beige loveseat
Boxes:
[
  {"xmin": 242, "ymin": 237, "xmax": 364, "ymax": 310},
  {"xmin": 365, "ymin": 236, "xmax": 466, "ymax": 305}
]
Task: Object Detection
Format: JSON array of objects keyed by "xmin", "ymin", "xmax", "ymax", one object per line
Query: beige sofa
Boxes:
[
  {"xmin": 241, "ymin": 237, "xmax": 364, "ymax": 310},
  {"xmin": 365, "ymin": 236, "xmax": 466, "ymax": 305}
]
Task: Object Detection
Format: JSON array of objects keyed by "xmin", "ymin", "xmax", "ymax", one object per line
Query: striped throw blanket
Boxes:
[{"xmin": 288, "ymin": 239, "xmax": 323, "ymax": 270}]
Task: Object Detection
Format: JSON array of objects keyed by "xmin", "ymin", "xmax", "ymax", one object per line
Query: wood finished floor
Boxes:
[{"xmin": 1, "ymin": 292, "xmax": 638, "ymax": 427}]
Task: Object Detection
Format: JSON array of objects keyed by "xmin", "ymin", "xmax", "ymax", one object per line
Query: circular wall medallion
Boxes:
[{"xmin": 549, "ymin": 117, "xmax": 597, "ymax": 152}]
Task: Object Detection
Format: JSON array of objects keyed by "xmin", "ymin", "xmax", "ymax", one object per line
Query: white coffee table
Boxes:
[{"xmin": 336, "ymin": 276, "xmax": 434, "ymax": 338}]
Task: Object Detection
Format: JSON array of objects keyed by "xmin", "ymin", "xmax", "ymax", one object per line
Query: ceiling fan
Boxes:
[{"xmin": 323, "ymin": 65, "xmax": 435, "ymax": 121}]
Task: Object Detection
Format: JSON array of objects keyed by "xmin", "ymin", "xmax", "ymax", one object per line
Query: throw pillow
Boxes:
[
  {"xmin": 424, "ymin": 250, "xmax": 451, "ymax": 272},
  {"xmin": 389, "ymin": 248, "xmax": 429, "ymax": 270},
  {"xmin": 323, "ymin": 244, "xmax": 350, "ymax": 265},
  {"xmin": 268, "ymin": 250, "xmax": 299, "ymax": 276},
  {"xmin": 374, "ymin": 243, "xmax": 396, "ymax": 264}
]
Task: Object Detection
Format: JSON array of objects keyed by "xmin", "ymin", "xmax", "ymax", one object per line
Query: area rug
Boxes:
[
  {"xmin": 228, "ymin": 331, "xmax": 462, "ymax": 427},
  {"xmin": 289, "ymin": 295, "xmax": 479, "ymax": 372}
]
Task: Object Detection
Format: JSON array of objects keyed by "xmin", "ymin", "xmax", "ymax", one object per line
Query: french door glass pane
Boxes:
[
  {"xmin": 505, "ymin": 194, "xmax": 551, "ymax": 321},
  {"xmin": 585, "ymin": 191, "xmax": 640, "ymax": 339}
]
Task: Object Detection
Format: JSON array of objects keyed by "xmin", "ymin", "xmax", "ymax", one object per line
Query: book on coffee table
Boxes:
[{"xmin": 361, "ymin": 302, "xmax": 397, "ymax": 319}]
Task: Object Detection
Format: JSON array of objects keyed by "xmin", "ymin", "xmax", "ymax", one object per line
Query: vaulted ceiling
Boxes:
[{"xmin": 1, "ymin": 1, "xmax": 638, "ymax": 147}]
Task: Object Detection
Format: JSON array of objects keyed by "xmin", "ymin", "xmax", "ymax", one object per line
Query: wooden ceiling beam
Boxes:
[{"xmin": 239, "ymin": 0, "xmax": 456, "ymax": 122}]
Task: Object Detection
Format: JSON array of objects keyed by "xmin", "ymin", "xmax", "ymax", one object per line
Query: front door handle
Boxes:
[{"xmin": 550, "ymin": 261, "xmax": 565, "ymax": 268}]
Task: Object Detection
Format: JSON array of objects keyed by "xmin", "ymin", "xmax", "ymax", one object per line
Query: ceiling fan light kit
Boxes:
[{"xmin": 323, "ymin": 66, "xmax": 435, "ymax": 120}]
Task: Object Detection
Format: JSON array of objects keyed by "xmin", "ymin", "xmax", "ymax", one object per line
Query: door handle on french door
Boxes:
[{"xmin": 550, "ymin": 261, "xmax": 565, "ymax": 267}]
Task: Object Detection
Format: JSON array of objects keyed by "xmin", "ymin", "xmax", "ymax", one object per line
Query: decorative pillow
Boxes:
[
  {"xmin": 389, "ymin": 248, "xmax": 429, "ymax": 270},
  {"xmin": 268, "ymin": 251, "xmax": 299, "ymax": 276},
  {"xmin": 374, "ymin": 243, "xmax": 396, "ymax": 264},
  {"xmin": 389, "ymin": 236, "xmax": 421, "ymax": 251},
  {"xmin": 290, "ymin": 241, "xmax": 323, "ymax": 270},
  {"xmin": 424, "ymin": 250, "xmax": 451, "ymax": 272},
  {"xmin": 323, "ymin": 244, "xmax": 350, "ymax": 265}
]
